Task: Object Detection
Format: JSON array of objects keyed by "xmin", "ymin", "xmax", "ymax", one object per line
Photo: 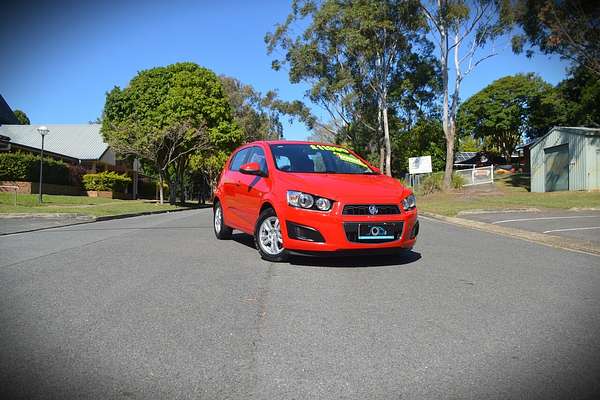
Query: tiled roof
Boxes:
[{"xmin": 0, "ymin": 124, "xmax": 108, "ymax": 160}]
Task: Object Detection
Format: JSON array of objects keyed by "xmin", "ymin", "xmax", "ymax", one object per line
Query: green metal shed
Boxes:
[{"xmin": 530, "ymin": 127, "xmax": 600, "ymax": 192}]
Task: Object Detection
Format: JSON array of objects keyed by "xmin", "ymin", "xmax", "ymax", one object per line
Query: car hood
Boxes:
[{"xmin": 276, "ymin": 173, "xmax": 411, "ymax": 202}]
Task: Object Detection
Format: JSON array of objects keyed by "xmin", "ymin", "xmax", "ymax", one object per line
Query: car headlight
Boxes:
[
  {"xmin": 287, "ymin": 190, "xmax": 332, "ymax": 211},
  {"xmin": 315, "ymin": 197, "xmax": 331, "ymax": 211},
  {"xmin": 401, "ymin": 194, "xmax": 416, "ymax": 211}
]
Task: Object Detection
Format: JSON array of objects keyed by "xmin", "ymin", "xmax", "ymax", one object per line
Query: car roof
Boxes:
[{"xmin": 247, "ymin": 140, "xmax": 344, "ymax": 147}]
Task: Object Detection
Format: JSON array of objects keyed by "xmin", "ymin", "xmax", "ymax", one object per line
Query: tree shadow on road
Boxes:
[{"xmin": 232, "ymin": 233, "xmax": 422, "ymax": 268}]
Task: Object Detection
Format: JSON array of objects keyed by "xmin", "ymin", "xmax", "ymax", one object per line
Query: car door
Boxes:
[
  {"xmin": 222, "ymin": 147, "xmax": 251, "ymax": 228},
  {"xmin": 235, "ymin": 146, "xmax": 270, "ymax": 232}
]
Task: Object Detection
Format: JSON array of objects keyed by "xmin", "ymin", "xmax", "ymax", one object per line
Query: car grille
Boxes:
[
  {"xmin": 343, "ymin": 222, "xmax": 403, "ymax": 243},
  {"xmin": 342, "ymin": 204, "xmax": 400, "ymax": 215}
]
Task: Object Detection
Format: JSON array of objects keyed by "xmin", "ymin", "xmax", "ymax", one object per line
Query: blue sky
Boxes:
[{"xmin": 2, "ymin": 0, "xmax": 570, "ymax": 140}]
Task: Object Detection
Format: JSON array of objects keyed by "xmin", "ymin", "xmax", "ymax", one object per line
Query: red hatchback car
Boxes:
[{"xmin": 213, "ymin": 141, "xmax": 419, "ymax": 262}]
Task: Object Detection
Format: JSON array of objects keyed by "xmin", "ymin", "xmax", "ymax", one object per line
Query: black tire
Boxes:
[
  {"xmin": 213, "ymin": 201, "xmax": 232, "ymax": 240},
  {"xmin": 254, "ymin": 208, "xmax": 289, "ymax": 262}
]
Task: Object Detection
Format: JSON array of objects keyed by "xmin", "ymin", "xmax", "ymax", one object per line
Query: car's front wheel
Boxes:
[
  {"xmin": 255, "ymin": 208, "xmax": 288, "ymax": 262},
  {"xmin": 213, "ymin": 202, "xmax": 232, "ymax": 240}
]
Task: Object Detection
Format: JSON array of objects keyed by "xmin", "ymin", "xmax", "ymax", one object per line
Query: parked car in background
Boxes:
[{"xmin": 213, "ymin": 141, "xmax": 419, "ymax": 262}]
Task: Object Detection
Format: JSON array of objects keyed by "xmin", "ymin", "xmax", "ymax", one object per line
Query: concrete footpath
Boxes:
[{"xmin": 0, "ymin": 207, "xmax": 196, "ymax": 235}]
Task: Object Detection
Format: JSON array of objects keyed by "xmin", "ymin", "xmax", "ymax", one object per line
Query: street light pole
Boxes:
[{"xmin": 37, "ymin": 126, "xmax": 49, "ymax": 203}]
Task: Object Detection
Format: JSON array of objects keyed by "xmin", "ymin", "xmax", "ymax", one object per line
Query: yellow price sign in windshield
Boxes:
[
  {"xmin": 310, "ymin": 144, "xmax": 350, "ymax": 154},
  {"xmin": 335, "ymin": 152, "xmax": 367, "ymax": 167}
]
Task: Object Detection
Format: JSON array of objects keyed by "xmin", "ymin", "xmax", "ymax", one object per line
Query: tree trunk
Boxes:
[
  {"xmin": 444, "ymin": 125, "xmax": 455, "ymax": 189},
  {"xmin": 199, "ymin": 175, "xmax": 205, "ymax": 205},
  {"xmin": 379, "ymin": 144, "xmax": 385, "ymax": 173},
  {"xmin": 382, "ymin": 104, "xmax": 392, "ymax": 177},
  {"xmin": 169, "ymin": 179, "xmax": 176, "ymax": 205},
  {"xmin": 158, "ymin": 171, "xmax": 165, "ymax": 205},
  {"xmin": 440, "ymin": 8, "xmax": 452, "ymax": 190},
  {"xmin": 178, "ymin": 162, "xmax": 186, "ymax": 205}
]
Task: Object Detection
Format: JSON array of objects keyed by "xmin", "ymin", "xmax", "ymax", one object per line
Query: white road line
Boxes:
[
  {"xmin": 543, "ymin": 226, "xmax": 600, "ymax": 234},
  {"xmin": 492, "ymin": 216, "xmax": 598, "ymax": 224}
]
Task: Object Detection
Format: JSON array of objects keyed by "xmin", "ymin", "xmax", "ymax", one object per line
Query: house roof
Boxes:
[
  {"xmin": 454, "ymin": 152, "xmax": 479, "ymax": 164},
  {"xmin": 0, "ymin": 95, "xmax": 19, "ymax": 125},
  {"xmin": 0, "ymin": 124, "xmax": 108, "ymax": 160}
]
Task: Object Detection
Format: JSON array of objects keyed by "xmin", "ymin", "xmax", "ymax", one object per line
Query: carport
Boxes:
[{"xmin": 530, "ymin": 127, "xmax": 600, "ymax": 192}]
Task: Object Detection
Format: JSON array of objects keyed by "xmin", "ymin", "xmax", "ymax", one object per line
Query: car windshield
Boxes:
[{"xmin": 269, "ymin": 144, "xmax": 375, "ymax": 174}]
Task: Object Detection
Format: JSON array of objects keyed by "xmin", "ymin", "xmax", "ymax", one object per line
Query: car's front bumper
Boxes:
[{"xmin": 281, "ymin": 205, "xmax": 418, "ymax": 253}]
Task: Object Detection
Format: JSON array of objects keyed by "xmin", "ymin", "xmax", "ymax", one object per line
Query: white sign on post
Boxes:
[{"xmin": 408, "ymin": 156, "xmax": 432, "ymax": 174}]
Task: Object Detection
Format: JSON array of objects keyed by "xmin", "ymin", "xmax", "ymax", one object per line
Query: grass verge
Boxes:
[
  {"xmin": 418, "ymin": 175, "xmax": 600, "ymax": 216},
  {"xmin": 0, "ymin": 193, "xmax": 187, "ymax": 217}
]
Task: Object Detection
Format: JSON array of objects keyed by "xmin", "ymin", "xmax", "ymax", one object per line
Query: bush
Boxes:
[
  {"xmin": 67, "ymin": 165, "xmax": 87, "ymax": 187},
  {"xmin": 0, "ymin": 152, "xmax": 70, "ymax": 185},
  {"xmin": 451, "ymin": 173, "xmax": 465, "ymax": 188},
  {"xmin": 419, "ymin": 172, "xmax": 464, "ymax": 195},
  {"xmin": 83, "ymin": 171, "xmax": 132, "ymax": 192}
]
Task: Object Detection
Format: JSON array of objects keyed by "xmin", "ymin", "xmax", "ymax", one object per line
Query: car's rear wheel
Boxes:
[
  {"xmin": 213, "ymin": 202, "xmax": 232, "ymax": 240},
  {"xmin": 255, "ymin": 208, "xmax": 288, "ymax": 262}
]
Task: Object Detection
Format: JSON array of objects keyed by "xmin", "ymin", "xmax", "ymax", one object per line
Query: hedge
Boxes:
[
  {"xmin": 0, "ymin": 152, "xmax": 70, "ymax": 185},
  {"xmin": 83, "ymin": 171, "xmax": 132, "ymax": 192}
]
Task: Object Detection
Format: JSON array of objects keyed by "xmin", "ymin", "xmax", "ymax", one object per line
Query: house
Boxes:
[
  {"xmin": 454, "ymin": 152, "xmax": 494, "ymax": 169},
  {"xmin": 0, "ymin": 124, "xmax": 117, "ymax": 170},
  {"xmin": 530, "ymin": 127, "xmax": 600, "ymax": 192}
]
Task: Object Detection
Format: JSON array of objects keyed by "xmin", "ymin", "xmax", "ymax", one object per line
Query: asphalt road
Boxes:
[
  {"xmin": 0, "ymin": 215, "xmax": 94, "ymax": 235},
  {"xmin": 0, "ymin": 209, "xmax": 599, "ymax": 399},
  {"xmin": 461, "ymin": 210, "xmax": 600, "ymax": 244}
]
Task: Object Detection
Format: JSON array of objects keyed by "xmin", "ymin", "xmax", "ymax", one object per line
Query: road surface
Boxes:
[
  {"xmin": 461, "ymin": 210, "xmax": 600, "ymax": 245},
  {"xmin": 1, "ymin": 209, "xmax": 599, "ymax": 399}
]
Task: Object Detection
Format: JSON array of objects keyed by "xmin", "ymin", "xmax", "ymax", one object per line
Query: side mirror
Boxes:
[
  {"xmin": 371, "ymin": 166, "xmax": 381, "ymax": 174},
  {"xmin": 239, "ymin": 162, "xmax": 265, "ymax": 177}
]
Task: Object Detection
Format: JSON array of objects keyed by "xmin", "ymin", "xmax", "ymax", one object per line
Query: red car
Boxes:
[{"xmin": 213, "ymin": 141, "xmax": 419, "ymax": 262}]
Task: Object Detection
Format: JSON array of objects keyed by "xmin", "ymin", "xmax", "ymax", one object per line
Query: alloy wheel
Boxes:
[{"xmin": 258, "ymin": 216, "xmax": 284, "ymax": 255}]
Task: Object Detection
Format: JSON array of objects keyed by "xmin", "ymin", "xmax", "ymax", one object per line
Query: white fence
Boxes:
[{"xmin": 454, "ymin": 165, "xmax": 494, "ymax": 186}]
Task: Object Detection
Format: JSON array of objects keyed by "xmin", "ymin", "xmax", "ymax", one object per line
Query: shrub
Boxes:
[
  {"xmin": 451, "ymin": 173, "xmax": 465, "ymax": 189},
  {"xmin": 418, "ymin": 172, "xmax": 464, "ymax": 195},
  {"xmin": 420, "ymin": 172, "xmax": 444, "ymax": 195},
  {"xmin": 67, "ymin": 165, "xmax": 87, "ymax": 187},
  {"xmin": 83, "ymin": 171, "xmax": 132, "ymax": 192},
  {"xmin": 0, "ymin": 152, "xmax": 70, "ymax": 185}
]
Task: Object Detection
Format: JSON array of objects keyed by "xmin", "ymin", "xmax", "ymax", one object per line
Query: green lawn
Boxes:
[
  {"xmin": 418, "ymin": 175, "xmax": 600, "ymax": 216},
  {"xmin": 0, "ymin": 193, "xmax": 188, "ymax": 217}
]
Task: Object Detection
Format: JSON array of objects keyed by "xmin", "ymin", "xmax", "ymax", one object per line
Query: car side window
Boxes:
[
  {"xmin": 229, "ymin": 148, "xmax": 251, "ymax": 171},
  {"xmin": 246, "ymin": 146, "xmax": 268, "ymax": 175}
]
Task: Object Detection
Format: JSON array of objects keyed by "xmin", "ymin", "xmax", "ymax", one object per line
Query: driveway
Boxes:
[
  {"xmin": 461, "ymin": 210, "xmax": 600, "ymax": 245},
  {"xmin": 0, "ymin": 210, "xmax": 598, "ymax": 399}
]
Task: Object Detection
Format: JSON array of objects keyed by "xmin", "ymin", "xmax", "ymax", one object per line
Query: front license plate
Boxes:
[{"xmin": 358, "ymin": 224, "xmax": 395, "ymax": 240}]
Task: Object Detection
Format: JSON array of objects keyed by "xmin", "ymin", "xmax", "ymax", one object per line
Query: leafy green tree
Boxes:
[
  {"xmin": 390, "ymin": 116, "xmax": 446, "ymax": 175},
  {"xmin": 419, "ymin": 0, "xmax": 516, "ymax": 188},
  {"xmin": 266, "ymin": 0, "xmax": 433, "ymax": 176},
  {"xmin": 457, "ymin": 74, "xmax": 562, "ymax": 161},
  {"xmin": 457, "ymin": 135, "xmax": 482, "ymax": 152},
  {"xmin": 513, "ymin": 0, "xmax": 600, "ymax": 76},
  {"xmin": 219, "ymin": 75, "xmax": 315, "ymax": 141},
  {"xmin": 13, "ymin": 110, "xmax": 30, "ymax": 125},
  {"xmin": 101, "ymin": 62, "xmax": 242, "ymax": 204},
  {"xmin": 556, "ymin": 65, "xmax": 600, "ymax": 127}
]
